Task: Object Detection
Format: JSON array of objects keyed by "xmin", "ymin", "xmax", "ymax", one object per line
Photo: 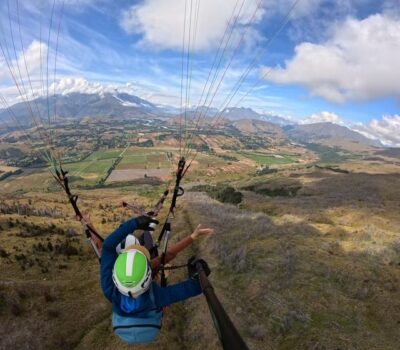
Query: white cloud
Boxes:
[
  {"xmin": 352, "ymin": 115, "xmax": 400, "ymax": 147},
  {"xmin": 0, "ymin": 41, "xmax": 47, "ymax": 81},
  {"xmin": 45, "ymin": 77, "xmax": 184, "ymax": 107},
  {"xmin": 48, "ymin": 77, "xmax": 166, "ymax": 98},
  {"xmin": 50, "ymin": 77, "xmax": 108, "ymax": 95},
  {"xmin": 0, "ymin": 41, "xmax": 50, "ymax": 104},
  {"xmin": 120, "ymin": 0, "xmax": 346, "ymax": 52},
  {"xmin": 46, "ymin": 76, "xmax": 285, "ymax": 111},
  {"xmin": 261, "ymin": 14, "xmax": 400, "ymax": 103},
  {"xmin": 120, "ymin": 0, "xmax": 264, "ymax": 51},
  {"xmin": 300, "ymin": 111, "xmax": 344, "ymax": 124}
]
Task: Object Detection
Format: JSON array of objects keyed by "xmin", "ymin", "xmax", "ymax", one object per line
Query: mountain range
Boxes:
[
  {"xmin": 222, "ymin": 107, "xmax": 293, "ymax": 126},
  {"xmin": 284, "ymin": 123, "xmax": 382, "ymax": 149},
  {"xmin": 0, "ymin": 92, "xmax": 163, "ymax": 122},
  {"xmin": 0, "ymin": 92, "xmax": 383, "ymax": 149}
]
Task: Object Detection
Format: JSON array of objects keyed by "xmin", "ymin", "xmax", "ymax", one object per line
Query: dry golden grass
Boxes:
[
  {"xmin": 182, "ymin": 180, "xmax": 400, "ymax": 349},
  {"xmin": 1, "ymin": 158, "xmax": 399, "ymax": 349},
  {"xmin": 0, "ymin": 189, "xmax": 194, "ymax": 350}
]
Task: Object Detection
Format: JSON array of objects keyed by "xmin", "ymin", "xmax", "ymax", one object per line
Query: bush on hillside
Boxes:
[
  {"xmin": 0, "ymin": 247, "xmax": 9, "ymax": 258},
  {"xmin": 191, "ymin": 185, "xmax": 243, "ymax": 204},
  {"xmin": 256, "ymin": 166, "xmax": 278, "ymax": 176},
  {"xmin": 243, "ymin": 184, "xmax": 301, "ymax": 197}
]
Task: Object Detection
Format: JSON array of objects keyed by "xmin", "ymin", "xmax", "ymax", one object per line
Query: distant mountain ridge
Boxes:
[
  {"xmin": 222, "ymin": 107, "xmax": 293, "ymax": 126},
  {"xmin": 0, "ymin": 92, "xmax": 165, "ymax": 122},
  {"xmin": 232, "ymin": 119, "xmax": 285, "ymax": 136},
  {"xmin": 0, "ymin": 92, "xmax": 384, "ymax": 149},
  {"xmin": 286, "ymin": 122, "xmax": 382, "ymax": 148}
]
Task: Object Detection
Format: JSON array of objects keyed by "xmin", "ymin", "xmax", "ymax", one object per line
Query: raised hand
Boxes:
[{"xmin": 190, "ymin": 224, "xmax": 215, "ymax": 240}]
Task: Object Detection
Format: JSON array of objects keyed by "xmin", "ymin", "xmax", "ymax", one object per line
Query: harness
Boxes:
[
  {"xmin": 154, "ymin": 157, "xmax": 190, "ymax": 286},
  {"xmin": 53, "ymin": 165, "xmax": 104, "ymax": 259}
]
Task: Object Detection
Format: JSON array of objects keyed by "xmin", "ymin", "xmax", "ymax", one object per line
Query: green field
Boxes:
[
  {"xmin": 241, "ymin": 152, "xmax": 297, "ymax": 165},
  {"xmin": 85, "ymin": 149, "xmax": 124, "ymax": 161},
  {"xmin": 84, "ymin": 159, "xmax": 116, "ymax": 173},
  {"xmin": 64, "ymin": 158, "xmax": 116, "ymax": 179},
  {"xmin": 123, "ymin": 147, "xmax": 163, "ymax": 156},
  {"xmin": 60, "ymin": 149, "xmax": 127, "ymax": 183},
  {"xmin": 119, "ymin": 155, "xmax": 147, "ymax": 165},
  {"xmin": 58, "ymin": 161, "xmax": 88, "ymax": 174},
  {"xmin": 60, "ymin": 148, "xmax": 174, "ymax": 184},
  {"xmin": 116, "ymin": 149, "xmax": 171, "ymax": 170}
]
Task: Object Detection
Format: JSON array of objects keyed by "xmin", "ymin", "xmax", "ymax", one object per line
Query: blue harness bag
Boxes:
[{"xmin": 112, "ymin": 288, "xmax": 163, "ymax": 344}]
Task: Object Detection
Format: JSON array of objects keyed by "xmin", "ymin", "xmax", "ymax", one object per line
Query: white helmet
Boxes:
[{"xmin": 112, "ymin": 248, "xmax": 152, "ymax": 298}]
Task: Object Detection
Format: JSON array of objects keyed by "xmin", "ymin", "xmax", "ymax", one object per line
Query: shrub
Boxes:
[
  {"xmin": 191, "ymin": 185, "xmax": 243, "ymax": 204},
  {"xmin": 15, "ymin": 253, "xmax": 26, "ymax": 261},
  {"xmin": 0, "ymin": 291, "xmax": 6, "ymax": 315},
  {"xmin": 271, "ymin": 310, "xmax": 310, "ymax": 335},
  {"xmin": 47, "ymin": 308, "xmax": 60, "ymax": 318},
  {"xmin": 226, "ymin": 246, "xmax": 248, "ymax": 273},
  {"xmin": 256, "ymin": 166, "xmax": 278, "ymax": 176},
  {"xmin": 215, "ymin": 186, "xmax": 243, "ymax": 204},
  {"xmin": 66, "ymin": 228, "xmax": 79, "ymax": 237},
  {"xmin": 32, "ymin": 242, "xmax": 45, "ymax": 253},
  {"xmin": 44, "ymin": 290, "xmax": 55, "ymax": 303},
  {"xmin": 17, "ymin": 288, "xmax": 28, "ymax": 300},
  {"xmin": 11, "ymin": 302, "xmax": 24, "ymax": 316},
  {"xmin": 242, "ymin": 184, "xmax": 301, "ymax": 197},
  {"xmin": 392, "ymin": 241, "xmax": 400, "ymax": 254},
  {"xmin": 0, "ymin": 247, "xmax": 9, "ymax": 258},
  {"xmin": 249, "ymin": 324, "xmax": 266, "ymax": 340},
  {"xmin": 218, "ymin": 154, "xmax": 238, "ymax": 162},
  {"xmin": 55, "ymin": 240, "xmax": 79, "ymax": 256}
]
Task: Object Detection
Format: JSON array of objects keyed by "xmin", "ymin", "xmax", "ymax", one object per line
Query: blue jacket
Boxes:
[{"xmin": 100, "ymin": 218, "xmax": 202, "ymax": 317}]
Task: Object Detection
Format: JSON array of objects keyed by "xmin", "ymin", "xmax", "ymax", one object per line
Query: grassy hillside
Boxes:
[
  {"xmin": 0, "ymin": 153, "xmax": 399, "ymax": 349},
  {"xmin": 183, "ymin": 164, "xmax": 400, "ymax": 349}
]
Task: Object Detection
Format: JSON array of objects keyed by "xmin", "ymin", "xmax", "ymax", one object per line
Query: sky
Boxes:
[{"xmin": 0, "ymin": 0, "xmax": 399, "ymax": 146}]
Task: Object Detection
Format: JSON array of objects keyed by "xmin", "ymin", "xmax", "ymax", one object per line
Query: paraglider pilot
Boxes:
[{"xmin": 100, "ymin": 215, "xmax": 214, "ymax": 344}]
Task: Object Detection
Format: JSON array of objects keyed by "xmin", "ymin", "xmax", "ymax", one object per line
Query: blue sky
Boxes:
[{"xmin": 0, "ymin": 0, "xmax": 399, "ymax": 145}]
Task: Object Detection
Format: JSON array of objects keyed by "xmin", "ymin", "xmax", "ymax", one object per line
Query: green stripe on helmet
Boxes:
[{"xmin": 114, "ymin": 250, "xmax": 148, "ymax": 287}]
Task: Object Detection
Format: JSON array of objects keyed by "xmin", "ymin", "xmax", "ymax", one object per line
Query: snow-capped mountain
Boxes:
[{"xmin": 0, "ymin": 92, "xmax": 165, "ymax": 123}]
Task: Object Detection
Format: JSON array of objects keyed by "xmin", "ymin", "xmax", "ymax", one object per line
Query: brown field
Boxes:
[
  {"xmin": 106, "ymin": 168, "xmax": 172, "ymax": 183},
  {"xmin": 202, "ymin": 135, "xmax": 243, "ymax": 151},
  {"xmin": 0, "ymin": 165, "xmax": 19, "ymax": 172}
]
